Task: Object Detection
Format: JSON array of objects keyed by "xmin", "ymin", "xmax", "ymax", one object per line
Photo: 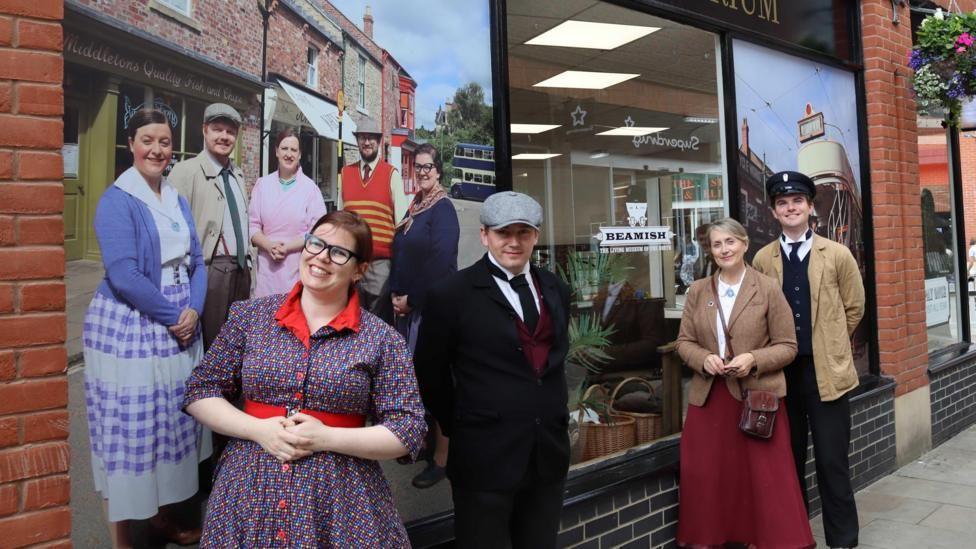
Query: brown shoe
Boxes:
[{"xmin": 149, "ymin": 516, "xmax": 202, "ymax": 546}]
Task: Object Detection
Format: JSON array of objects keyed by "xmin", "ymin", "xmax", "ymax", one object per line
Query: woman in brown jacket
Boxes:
[{"xmin": 675, "ymin": 218, "xmax": 814, "ymax": 548}]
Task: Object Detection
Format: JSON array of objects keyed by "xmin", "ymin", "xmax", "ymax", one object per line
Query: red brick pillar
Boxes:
[
  {"xmin": 863, "ymin": 0, "xmax": 932, "ymax": 464},
  {"xmin": 0, "ymin": 0, "xmax": 70, "ymax": 546}
]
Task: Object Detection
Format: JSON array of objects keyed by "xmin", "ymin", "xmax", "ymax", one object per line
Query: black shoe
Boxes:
[{"xmin": 411, "ymin": 463, "xmax": 446, "ymax": 489}]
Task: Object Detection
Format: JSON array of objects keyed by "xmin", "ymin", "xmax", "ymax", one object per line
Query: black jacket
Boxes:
[{"xmin": 414, "ymin": 254, "xmax": 571, "ymax": 490}]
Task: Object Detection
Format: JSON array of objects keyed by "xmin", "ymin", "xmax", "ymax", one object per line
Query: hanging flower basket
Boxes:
[{"xmin": 910, "ymin": 8, "xmax": 976, "ymax": 124}]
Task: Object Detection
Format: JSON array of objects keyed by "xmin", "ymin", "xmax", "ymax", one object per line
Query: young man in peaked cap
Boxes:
[
  {"xmin": 752, "ymin": 170, "xmax": 865, "ymax": 549},
  {"xmin": 414, "ymin": 191, "xmax": 571, "ymax": 549}
]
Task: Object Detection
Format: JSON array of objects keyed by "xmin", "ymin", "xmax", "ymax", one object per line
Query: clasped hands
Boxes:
[
  {"xmin": 265, "ymin": 241, "xmax": 288, "ymax": 262},
  {"xmin": 168, "ymin": 308, "xmax": 198, "ymax": 346},
  {"xmin": 253, "ymin": 413, "xmax": 332, "ymax": 462},
  {"xmin": 703, "ymin": 352, "xmax": 755, "ymax": 378}
]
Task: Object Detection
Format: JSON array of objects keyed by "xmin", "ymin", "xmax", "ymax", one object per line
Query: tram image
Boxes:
[{"xmin": 450, "ymin": 142, "xmax": 495, "ymax": 201}]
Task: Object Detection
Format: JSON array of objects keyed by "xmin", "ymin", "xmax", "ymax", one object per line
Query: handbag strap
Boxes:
[{"xmin": 711, "ymin": 275, "xmax": 735, "ymax": 360}]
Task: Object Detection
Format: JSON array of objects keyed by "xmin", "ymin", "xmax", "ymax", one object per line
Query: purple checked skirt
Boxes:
[{"xmin": 82, "ymin": 282, "xmax": 212, "ymax": 522}]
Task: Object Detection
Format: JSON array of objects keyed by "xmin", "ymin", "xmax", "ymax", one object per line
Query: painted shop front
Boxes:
[
  {"xmin": 61, "ymin": 4, "xmax": 263, "ymax": 262},
  {"xmin": 402, "ymin": 0, "xmax": 907, "ymax": 546}
]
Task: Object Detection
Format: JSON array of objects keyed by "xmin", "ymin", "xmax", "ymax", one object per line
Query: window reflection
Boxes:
[{"xmin": 508, "ymin": 0, "xmax": 727, "ymax": 464}]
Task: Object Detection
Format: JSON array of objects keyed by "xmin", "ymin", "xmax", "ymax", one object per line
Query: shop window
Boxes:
[
  {"xmin": 732, "ymin": 39, "xmax": 872, "ymax": 376},
  {"xmin": 307, "ymin": 47, "xmax": 319, "ymax": 89},
  {"xmin": 507, "ymin": 1, "xmax": 727, "ymax": 465},
  {"xmin": 115, "ymin": 85, "xmax": 209, "ymax": 179},
  {"xmin": 918, "ymin": 115, "xmax": 964, "ymax": 352}
]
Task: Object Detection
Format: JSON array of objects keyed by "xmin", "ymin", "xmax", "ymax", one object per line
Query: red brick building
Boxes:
[{"xmin": 60, "ymin": 0, "xmax": 264, "ymax": 262}]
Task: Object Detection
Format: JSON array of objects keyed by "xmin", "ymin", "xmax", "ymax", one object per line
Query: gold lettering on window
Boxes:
[
  {"xmin": 709, "ymin": 0, "xmax": 779, "ymax": 24},
  {"xmin": 759, "ymin": 0, "xmax": 779, "ymax": 23}
]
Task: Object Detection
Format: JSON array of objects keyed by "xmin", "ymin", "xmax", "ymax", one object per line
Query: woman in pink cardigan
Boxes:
[{"xmin": 249, "ymin": 128, "xmax": 327, "ymax": 297}]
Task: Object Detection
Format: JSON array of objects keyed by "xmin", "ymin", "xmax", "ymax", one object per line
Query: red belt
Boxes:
[{"xmin": 243, "ymin": 400, "xmax": 366, "ymax": 428}]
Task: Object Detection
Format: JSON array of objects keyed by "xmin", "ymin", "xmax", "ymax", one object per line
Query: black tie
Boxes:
[
  {"xmin": 509, "ymin": 274, "xmax": 539, "ymax": 333},
  {"xmin": 486, "ymin": 259, "xmax": 539, "ymax": 332},
  {"xmin": 789, "ymin": 242, "xmax": 801, "ymax": 263}
]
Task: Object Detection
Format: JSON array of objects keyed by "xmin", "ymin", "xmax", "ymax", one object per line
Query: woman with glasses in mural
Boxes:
[
  {"xmin": 674, "ymin": 218, "xmax": 814, "ymax": 548},
  {"xmin": 83, "ymin": 109, "xmax": 210, "ymax": 547},
  {"xmin": 390, "ymin": 143, "xmax": 460, "ymax": 488},
  {"xmin": 183, "ymin": 210, "xmax": 426, "ymax": 547},
  {"xmin": 248, "ymin": 127, "xmax": 327, "ymax": 297}
]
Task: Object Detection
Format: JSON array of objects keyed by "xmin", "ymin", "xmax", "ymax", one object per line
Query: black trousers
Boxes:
[
  {"xmin": 451, "ymin": 457, "xmax": 565, "ymax": 549},
  {"xmin": 785, "ymin": 356, "xmax": 859, "ymax": 548}
]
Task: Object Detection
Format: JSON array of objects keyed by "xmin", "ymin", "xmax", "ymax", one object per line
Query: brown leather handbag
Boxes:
[{"xmin": 712, "ymin": 276, "xmax": 778, "ymax": 439}]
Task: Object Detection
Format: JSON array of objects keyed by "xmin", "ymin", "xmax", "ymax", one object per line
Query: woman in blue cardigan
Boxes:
[
  {"xmin": 83, "ymin": 109, "xmax": 210, "ymax": 548},
  {"xmin": 391, "ymin": 143, "xmax": 459, "ymax": 488}
]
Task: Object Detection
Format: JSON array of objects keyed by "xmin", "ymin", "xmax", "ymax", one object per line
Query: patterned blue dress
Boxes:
[{"xmin": 183, "ymin": 286, "xmax": 426, "ymax": 547}]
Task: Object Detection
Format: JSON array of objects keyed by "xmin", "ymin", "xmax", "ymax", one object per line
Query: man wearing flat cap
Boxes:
[
  {"xmin": 414, "ymin": 191, "xmax": 571, "ymax": 549},
  {"xmin": 752, "ymin": 170, "xmax": 864, "ymax": 549},
  {"xmin": 170, "ymin": 103, "xmax": 254, "ymax": 350},
  {"xmin": 338, "ymin": 118, "xmax": 407, "ymax": 322}
]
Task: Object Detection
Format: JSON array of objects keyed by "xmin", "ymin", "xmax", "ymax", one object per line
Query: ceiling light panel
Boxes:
[
  {"xmin": 511, "ymin": 124, "xmax": 561, "ymax": 134},
  {"xmin": 512, "ymin": 153, "xmax": 562, "ymax": 160},
  {"xmin": 525, "ymin": 21, "xmax": 660, "ymax": 50},
  {"xmin": 596, "ymin": 127, "xmax": 668, "ymax": 136},
  {"xmin": 533, "ymin": 71, "xmax": 639, "ymax": 90}
]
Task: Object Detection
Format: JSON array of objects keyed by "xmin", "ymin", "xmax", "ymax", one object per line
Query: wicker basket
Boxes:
[
  {"xmin": 578, "ymin": 384, "xmax": 637, "ymax": 462},
  {"xmin": 610, "ymin": 377, "xmax": 663, "ymax": 444}
]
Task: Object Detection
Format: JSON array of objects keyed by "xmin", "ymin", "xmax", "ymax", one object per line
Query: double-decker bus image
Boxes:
[{"xmin": 450, "ymin": 143, "xmax": 495, "ymax": 201}]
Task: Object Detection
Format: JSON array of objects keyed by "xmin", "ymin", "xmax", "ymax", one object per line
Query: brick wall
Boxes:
[
  {"xmin": 0, "ymin": 1, "xmax": 70, "ymax": 547},
  {"xmin": 558, "ymin": 472, "xmax": 679, "ymax": 549},
  {"xmin": 930, "ymin": 357, "xmax": 976, "ymax": 446},
  {"xmin": 267, "ymin": 4, "xmax": 342, "ymax": 99},
  {"xmin": 960, "ymin": 133, "xmax": 976, "ymax": 249},
  {"xmin": 863, "ymin": 0, "xmax": 929, "ymax": 396},
  {"xmin": 71, "ymin": 0, "xmax": 263, "ymax": 79},
  {"xmin": 802, "ymin": 383, "xmax": 897, "ymax": 513}
]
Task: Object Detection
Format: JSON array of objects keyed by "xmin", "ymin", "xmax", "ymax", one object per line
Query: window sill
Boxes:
[
  {"xmin": 928, "ymin": 342, "xmax": 976, "ymax": 375},
  {"xmin": 148, "ymin": 1, "xmax": 203, "ymax": 32}
]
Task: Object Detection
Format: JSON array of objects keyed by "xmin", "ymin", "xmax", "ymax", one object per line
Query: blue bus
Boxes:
[{"xmin": 450, "ymin": 143, "xmax": 495, "ymax": 201}]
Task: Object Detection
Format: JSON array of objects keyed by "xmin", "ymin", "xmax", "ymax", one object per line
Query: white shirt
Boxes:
[
  {"xmin": 715, "ymin": 271, "xmax": 744, "ymax": 359},
  {"xmin": 206, "ymin": 149, "xmax": 248, "ymax": 257},
  {"xmin": 779, "ymin": 229, "xmax": 814, "ymax": 262},
  {"xmin": 487, "ymin": 252, "xmax": 540, "ymax": 322},
  {"xmin": 602, "ymin": 281, "xmax": 624, "ymax": 321},
  {"xmin": 115, "ymin": 167, "xmax": 191, "ymax": 273}
]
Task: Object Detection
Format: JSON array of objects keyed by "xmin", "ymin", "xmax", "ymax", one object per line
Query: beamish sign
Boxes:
[
  {"xmin": 64, "ymin": 31, "xmax": 250, "ymax": 108},
  {"xmin": 597, "ymin": 225, "xmax": 673, "ymax": 253}
]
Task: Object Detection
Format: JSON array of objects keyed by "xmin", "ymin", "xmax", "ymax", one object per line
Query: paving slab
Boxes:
[
  {"xmin": 858, "ymin": 517, "xmax": 974, "ymax": 548},
  {"xmin": 919, "ymin": 503, "xmax": 976, "ymax": 534},
  {"xmin": 896, "ymin": 446, "xmax": 976, "ymax": 487},
  {"xmin": 864, "ymin": 475, "xmax": 976, "ymax": 509}
]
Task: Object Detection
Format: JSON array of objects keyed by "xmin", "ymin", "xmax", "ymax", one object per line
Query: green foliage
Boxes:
[
  {"xmin": 416, "ymin": 82, "xmax": 494, "ymax": 186},
  {"xmin": 910, "ymin": 10, "xmax": 976, "ymax": 123},
  {"xmin": 567, "ymin": 313, "xmax": 615, "ymax": 374},
  {"xmin": 556, "ymin": 251, "xmax": 626, "ymax": 300}
]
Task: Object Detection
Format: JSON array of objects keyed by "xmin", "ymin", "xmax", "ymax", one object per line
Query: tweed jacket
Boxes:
[
  {"xmin": 675, "ymin": 267, "xmax": 798, "ymax": 407},
  {"xmin": 169, "ymin": 152, "xmax": 256, "ymax": 267},
  {"xmin": 752, "ymin": 234, "xmax": 865, "ymax": 401}
]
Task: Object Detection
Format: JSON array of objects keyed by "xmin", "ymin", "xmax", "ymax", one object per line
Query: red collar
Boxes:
[{"xmin": 274, "ymin": 282, "xmax": 362, "ymax": 348}]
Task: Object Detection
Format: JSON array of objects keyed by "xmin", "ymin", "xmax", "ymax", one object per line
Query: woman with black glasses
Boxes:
[
  {"xmin": 184, "ymin": 210, "xmax": 426, "ymax": 547},
  {"xmin": 390, "ymin": 143, "xmax": 459, "ymax": 488}
]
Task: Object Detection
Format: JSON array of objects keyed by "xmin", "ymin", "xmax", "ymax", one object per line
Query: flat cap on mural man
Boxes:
[
  {"xmin": 414, "ymin": 191, "xmax": 571, "ymax": 549},
  {"xmin": 752, "ymin": 170, "xmax": 865, "ymax": 549},
  {"xmin": 338, "ymin": 118, "xmax": 407, "ymax": 323},
  {"xmin": 170, "ymin": 103, "xmax": 254, "ymax": 349}
]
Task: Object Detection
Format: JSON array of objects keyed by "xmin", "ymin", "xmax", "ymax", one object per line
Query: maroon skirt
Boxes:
[{"xmin": 677, "ymin": 382, "xmax": 814, "ymax": 549}]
